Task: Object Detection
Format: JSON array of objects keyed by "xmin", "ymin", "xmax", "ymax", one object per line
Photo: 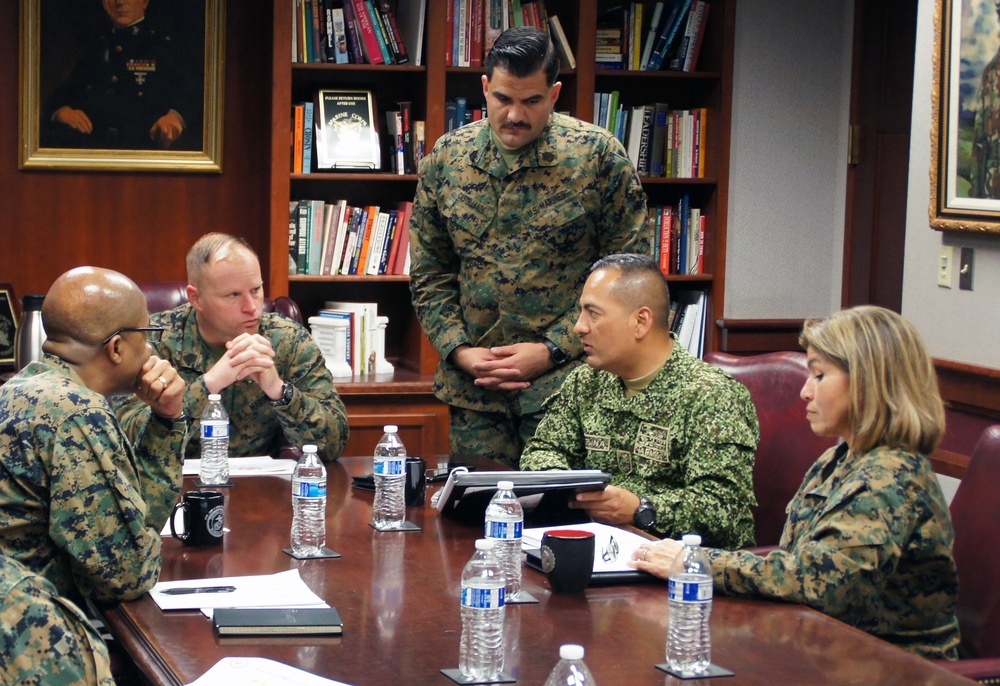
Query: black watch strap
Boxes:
[
  {"xmin": 633, "ymin": 496, "xmax": 656, "ymax": 530},
  {"xmin": 268, "ymin": 380, "xmax": 294, "ymax": 407},
  {"xmin": 153, "ymin": 413, "xmax": 189, "ymax": 431},
  {"xmin": 543, "ymin": 338, "xmax": 570, "ymax": 366}
]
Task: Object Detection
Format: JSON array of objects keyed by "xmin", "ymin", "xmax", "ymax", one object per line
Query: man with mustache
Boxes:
[{"xmin": 409, "ymin": 27, "xmax": 649, "ymax": 467}]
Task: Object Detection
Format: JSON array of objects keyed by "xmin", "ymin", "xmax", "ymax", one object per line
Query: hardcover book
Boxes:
[
  {"xmin": 315, "ymin": 90, "xmax": 382, "ymax": 170},
  {"xmin": 214, "ymin": 607, "xmax": 343, "ymax": 636}
]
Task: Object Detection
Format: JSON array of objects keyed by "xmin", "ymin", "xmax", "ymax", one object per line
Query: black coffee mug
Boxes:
[
  {"xmin": 169, "ymin": 491, "xmax": 224, "ymax": 546},
  {"xmin": 405, "ymin": 456, "xmax": 426, "ymax": 506},
  {"xmin": 541, "ymin": 529, "xmax": 595, "ymax": 593}
]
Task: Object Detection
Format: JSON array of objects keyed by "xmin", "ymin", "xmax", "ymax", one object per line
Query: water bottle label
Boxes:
[
  {"xmin": 461, "ymin": 586, "xmax": 505, "ymax": 609},
  {"xmin": 373, "ymin": 458, "xmax": 405, "ymax": 476},
  {"xmin": 202, "ymin": 422, "xmax": 229, "ymax": 439},
  {"xmin": 484, "ymin": 519, "xmax": 522, "ymax": 540},
  {"xmin": 293, "ymin": 481, "xmax": 327, "ymax": 498},
  {"xmin": 668, "ymin": 578, "xmax": 713, "ymax": 602}
]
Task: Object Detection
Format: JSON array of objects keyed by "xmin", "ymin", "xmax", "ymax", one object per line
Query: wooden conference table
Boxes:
[{"xmin": 99, "ymin": 456, "xmax": 973, "ymax": 685}]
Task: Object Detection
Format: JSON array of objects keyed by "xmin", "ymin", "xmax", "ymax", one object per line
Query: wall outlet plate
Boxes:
[{"xmin": 938, "ymin": 246, "xmax": 954, "ymax": 288}]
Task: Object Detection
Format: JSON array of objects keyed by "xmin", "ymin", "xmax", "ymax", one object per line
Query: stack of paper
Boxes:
[
  {"xmin": 182, "ymin": 456, "xmax": 297, "ymax": 477},
  {"xmin": 150, "ymin": 569, "xmax": 327, "ymax": 613},
  {"xmin": 522, "ymin": 522, "xmax": 652, "ymax": 575}
]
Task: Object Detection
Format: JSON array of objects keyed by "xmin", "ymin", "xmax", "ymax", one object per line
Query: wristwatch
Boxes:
[
  {"xmin": 543, "ymin": 338, "xmax": 571, "ymax": 366},
  {"xmin": 633, "ymin": 496, "xmax": 657, "ymax": 531},
  {"xmin": 152, "ymin": 413, "xmax": 190, "ymax": 431},
  {"xmin": 268, "ymin": 380, "xmax": 294, "ymax": 407}
]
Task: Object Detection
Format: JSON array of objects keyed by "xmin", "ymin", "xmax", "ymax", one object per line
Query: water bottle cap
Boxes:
[
  {"xmin": 559, "ymin": 644, "xmax": 584, "ymax": 660},
  {"xmin": 497, "ymin": 480, "xmax": 514, "ymax": 491},
  {"xmin": 681, "ymin": 534, "xmax": 702, "ymax": 547},
  {"xmin": 22, "ymin": 294, "xmax": 45, "ymax": 310},
  {"xmin": 475, "ymin": 538, "xmax": 496, "ymax": 551},
  {"xmin": 383, "ymin": 424, "xmax": 398, "ymax": 433},
  {"xmin": 302, "ymin": 444, "xmax": 317, "ymax": 453},
  {"xmin": 208, "ymin": 393, "xmax": 221, "ymax": 401}
]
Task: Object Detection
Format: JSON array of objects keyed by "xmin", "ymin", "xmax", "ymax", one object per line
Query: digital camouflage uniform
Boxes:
[
  {"xmin": 0, "ymin": 355, "xmax": 184, "ymax": 603},
  {"xmin": 409, "ymin": 112, "xmax": 650, "ymax": 461},
  {"xmin": 707, "ymin": 443, "xmax": 960, "ymax": 659},
  {"xmin": 520, "ymin": 339, "xmax": 759, "ymax": 548},
  {"xmin": 0, "ymin": 554, "xmax": 114, "ymax": 686},
  {"xmin": 44, "ymin": 19, "xmax": 201, "ymax": 150},
  {"xmin": 116, "ymin": 304, "xmax": 349, "ymax": 462}
]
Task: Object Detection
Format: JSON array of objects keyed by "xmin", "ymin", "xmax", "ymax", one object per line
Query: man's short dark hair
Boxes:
[
  {"xmin": 484, "ymin": 27, "xmax": 560, "ymax": 85},
  {"xmin": 590, "ymin": 253, "xmax": 673, "ymax": 330}
]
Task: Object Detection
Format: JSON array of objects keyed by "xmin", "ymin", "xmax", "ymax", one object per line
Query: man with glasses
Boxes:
[
  {"xmin": 520, "ymin": 254, "xmax": 759, "ymax": 549},
  {"xmin": 0, "ymin": 266, "xmax": 187, "ymax": 608}
]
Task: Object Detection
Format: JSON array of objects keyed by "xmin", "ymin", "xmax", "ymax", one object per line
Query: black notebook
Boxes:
[{"xmin": 213, "ymin": 607, "xmax": 343, "ymax": 636}]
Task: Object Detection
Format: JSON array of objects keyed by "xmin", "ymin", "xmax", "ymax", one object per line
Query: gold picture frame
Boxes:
[
  {"xmin": 0, "ymin": 284, "xmax": 18, "ymax": 370},
  {"xmin": 18, "ymin": 0, "xmax": 225, "ymax": 173},
  {"xmin": 931, "ymin": 0, "xmax": 1000, "ymax": 233}
]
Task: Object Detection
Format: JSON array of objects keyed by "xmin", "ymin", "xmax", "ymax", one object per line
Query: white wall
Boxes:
[
  {"xmin": 903, "ymin": 0, "xmax": 1000, "ymax": 368},
  {"xmin": 726, "ymin": 0, "xmax": 853, "ymax": 318}
]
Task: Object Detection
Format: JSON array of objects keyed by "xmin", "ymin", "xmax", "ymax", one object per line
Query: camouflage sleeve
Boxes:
[
  {"xmin": 1, "ymin": 571, "xmax": 114, "ymax": 685},
  {"xmin": 128, "ymin": 411, "xmax": 187, "ymax": 531},
  {"xmin": 650, "ymin": 384, "xmax": 759, "ymax": 549},
  {"xmin": 273, "ymin": 326, "xmax": 350, "ymax": 462},
  {"xmin": 519, "ymin": 372, "xmax": 589, "ymax": 471},
  {"xmin": 48, "ymin": 409, "xmax": 163, "ymax": 603},
  {"xmin": 706, "ymin": 483, "xmax": 897, "ymax": 613},
  {"xmin": 408, "ymin": 150, "xmax": 471, "ymax": 360}
]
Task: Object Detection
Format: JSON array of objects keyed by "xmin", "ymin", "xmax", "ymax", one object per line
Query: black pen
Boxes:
[{"xmin": 159, "ymin": 585, "xmax": 237, "ymax": 595}]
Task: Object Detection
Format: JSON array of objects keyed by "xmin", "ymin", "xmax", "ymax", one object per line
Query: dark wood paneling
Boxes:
[{"xmin": 0, "ymin": 1, "xmax": 272, "ymax": 298}]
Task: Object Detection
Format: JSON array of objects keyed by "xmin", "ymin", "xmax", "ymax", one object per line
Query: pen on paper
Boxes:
[{"xmin": 159, "ymin": 585, "xmax": 237, "ymax": 595}]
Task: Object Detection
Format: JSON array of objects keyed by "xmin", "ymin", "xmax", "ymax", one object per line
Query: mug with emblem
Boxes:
[
  {"xmin": 169, "ymin": 491, "xmax": 225, "ymax": 546},
  {"xmin": 540, "ymin": 529, "xmax": 595, "ymax": 593}
]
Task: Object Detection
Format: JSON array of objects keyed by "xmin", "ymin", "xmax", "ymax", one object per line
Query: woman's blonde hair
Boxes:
[{"xmin": 799, "ymin": 305, "xmax": 944, "ymax": 455}]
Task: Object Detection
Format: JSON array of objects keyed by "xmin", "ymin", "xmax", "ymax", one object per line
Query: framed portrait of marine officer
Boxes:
[
  {"xmin": 931, "ymin": 0, "xmax": 1000, "ymax": 233},
  {"xmin": 18, "ymin": 0, "xmax": 225, "ymax": 173}
]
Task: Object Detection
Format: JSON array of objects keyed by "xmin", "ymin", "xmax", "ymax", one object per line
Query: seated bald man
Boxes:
[{"xmin": 0, "ymin": 267, "xmax": 187, "ymax": 605}]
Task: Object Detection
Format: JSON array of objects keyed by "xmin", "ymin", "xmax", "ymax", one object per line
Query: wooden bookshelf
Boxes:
[{"xmin": 267, "ymin": 0, "xmax": 735, "ymax": 455}]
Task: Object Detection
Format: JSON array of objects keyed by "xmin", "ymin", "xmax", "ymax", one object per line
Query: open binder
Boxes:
[{"xmin": 433, "ymin": 468, "xmax": 611, "ymax": 527}]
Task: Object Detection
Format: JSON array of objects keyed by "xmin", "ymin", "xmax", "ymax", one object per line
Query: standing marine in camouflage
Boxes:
[
  {"xmin": 409, "ymin": 27, "xmax": 649, "ymax": 466},
  {"xmin": 0, "ymin": 554, "xmax": 114, "ymax": 685},
  {"xmin": 116, "ymin": 233, "xmax": 350, "ymax": 461},
  {"xmin": 521, "ymin": 255, "xmax": 759, "ymax": 548},
  {"xmin": 0, "ymin": 267, "xmax": 187, "ymax": 604},
  {"xmin": 632, "ymin": 306, "xmax": 960, "ymax": 660}
]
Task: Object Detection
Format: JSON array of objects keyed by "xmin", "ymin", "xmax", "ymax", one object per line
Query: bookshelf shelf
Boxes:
[{"xmin": 268, "ymin": 0, "xmax": 735, "ymax": 456}]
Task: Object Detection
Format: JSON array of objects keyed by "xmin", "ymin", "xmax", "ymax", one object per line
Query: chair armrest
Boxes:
[{"xmin": 933, "ymin": 656, "xmax": 1000, "ymax": 682}]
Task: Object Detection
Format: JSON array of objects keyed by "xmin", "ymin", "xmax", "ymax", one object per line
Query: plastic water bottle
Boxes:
[
  {"xmin": 459, "ymin": 539, "xmax": 505, "ymax": 681},
  {"xmin": 199, "ymin": 393, "xmax": 229, "ymax": 485},
  {"xmin": 543, "ymin": 644, "xmax": 596, "ymax": 686},
  {"xmin": 372, "ymin": 425, "xmax": 406, "ymax": 529},
  {"xmin": 291, "ymin": 444, "xmax": 327, "ymax": 556},
  {"xmin": 667, "ymin": 533, "xmax": 713, "ymax": 675},
  {"xmin": 484, "ymin": 480, "xmax": 523, "ymax": 600}
]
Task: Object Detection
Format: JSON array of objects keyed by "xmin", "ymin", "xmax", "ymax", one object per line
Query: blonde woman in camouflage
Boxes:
[{"xmin": 632, "ymin": 305, "xmax": 960, "ymax": 660}]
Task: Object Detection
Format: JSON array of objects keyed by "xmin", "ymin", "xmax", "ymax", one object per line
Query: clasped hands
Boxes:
[
  {"xmin": 204, "ymin": 333, "xmax": 284, "ymax": 400},
  {"xmin": 451, "ymin": 341, "xmax": 553, "ymax": 391},
  {"xmin": 134, "ymin": 355, "xmax": 185, "ymax": 420}
]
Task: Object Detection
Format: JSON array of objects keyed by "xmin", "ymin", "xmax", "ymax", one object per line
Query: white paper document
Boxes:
[
  {"xmin": 186, "ymin": 657, "xmax": 352, "ymax": 686},
  {"xmin": 522, "ymin": 522, "xmax": 653, "ymax": 574},
  {"xmin": 150, "ymin": 569, "xmax": 326, "ymax": 611},
  {"xmin": 182, "ymin": 456, "xmax": 297, "ymax": 477}
]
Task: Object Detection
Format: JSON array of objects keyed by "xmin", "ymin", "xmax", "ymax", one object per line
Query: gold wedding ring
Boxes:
[{"xmin": 640, "ymin": 548, "xmax": 648, "ymax": 561}]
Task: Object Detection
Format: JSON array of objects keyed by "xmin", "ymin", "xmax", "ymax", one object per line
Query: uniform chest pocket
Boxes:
[
  {"xmin": 521, "ymin": 189, "xmax": 587, "ymax": 238},
  {"xmin": 443, "ymin": 191, "xmax": 497, "ymax": 241}
]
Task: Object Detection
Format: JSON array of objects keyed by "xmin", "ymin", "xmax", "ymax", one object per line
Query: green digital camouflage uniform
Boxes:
[
  {"xmin": 707, "ymin": 443, "xmax": 960, "ymax": 659},
  {"xmin": 0, "ymin": 555, "xmax": 114, "ymax": 685},
  {"xmin": 117, "ymin": 305, "xmax": 349, "ymax": 462},
  {"xmin": 520, "ymin": 340, "xmax": 759, "ymax": 548},
  {"xmin": 0, "ymin": 355, "xmax": 185, "ymax": 603},
  {"xmin": 409, "ymin": 112, "xmax": 650, "ymax": 461}
]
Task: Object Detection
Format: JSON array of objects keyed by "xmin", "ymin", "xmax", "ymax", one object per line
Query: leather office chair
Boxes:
[
  {"xmin": 138, "ymin": 281, "xmax": 303, "ymax": 324},
  {"xmin": 703, "ymin": 351, "xmax": 837, "ymax": 547},
  {"xmin": 937, "ymin": 424, "xmax": 1000, "ymax": 681}
]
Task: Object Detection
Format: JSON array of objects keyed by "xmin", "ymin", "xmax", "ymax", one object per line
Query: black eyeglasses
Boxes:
[{"xmin": 102, "ymin": 326, "xmax": 165, "ymax": 346}]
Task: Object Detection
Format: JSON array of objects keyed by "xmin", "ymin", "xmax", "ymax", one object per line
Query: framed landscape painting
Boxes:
[{"xmin": 19, "ymin": 0, "xmax": 225, "ymax": 173}]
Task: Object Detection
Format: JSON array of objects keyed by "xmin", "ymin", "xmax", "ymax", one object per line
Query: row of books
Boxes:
[
  {"xmin": 288, "ymin": 200, "xmax": 412, "ymax": 277},
  {"xmin": 598, "ymin": 0, "xmax": 709, "ymax": 72},
  {"xmin": 293, "ymin": 0, "xmax": 426, "ymax": 66},
  {"xmin": 292, "ymin": 90, "xmax": 427, "ymax": 173},
  {"xmin": 598, "ymin": 100, "xmax": 707, "ymax": 179},
  {"xmin": 650, "ymin": 196, "xmax": 704, "ymax": 276},
  {"xmin": 447, "ymin": 0, "xmax": 568, "ymax": 68},
  {"xmin": 310, "ymin": 301, "xmax": 394, "ymax": 377},
  {"xmin": 668, "ymin": 290, "xmax": 706, "ymax": 357}
]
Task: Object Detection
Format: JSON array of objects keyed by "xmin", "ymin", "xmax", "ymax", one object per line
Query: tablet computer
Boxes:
[{"xmin": 432, "ymin": 468, "xmax": 611, "ymax": 527}]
